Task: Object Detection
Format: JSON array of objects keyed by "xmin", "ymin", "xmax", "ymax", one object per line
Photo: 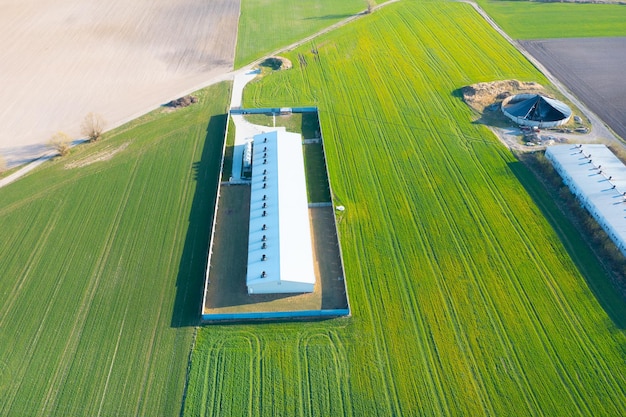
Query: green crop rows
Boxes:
[
  {"xmin": 2, "ymin": 0, "xmax": 626, "ymax": 415},
  {"xmin": 235, "ymin": 0, "xmax": 383, "ymax": 67},
  {"xmin": 476, "ymin": 0, "xmax": 626, "ymax": 39},
  {"xmin": 184, "ymin": 1, "xmax": 626, "ymax": 416},
  {"xmin": 0, "ymin": 82, "xmax": 230, "ymax": 416}
]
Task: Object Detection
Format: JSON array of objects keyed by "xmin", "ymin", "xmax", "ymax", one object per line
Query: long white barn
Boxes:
[
  {"xmin": 246, "ymin": 129, "xmax": 316, "ymax": 294},
  {"xmin": 545, "ymin": 144, "xmax": 626, "ymax": 256}
]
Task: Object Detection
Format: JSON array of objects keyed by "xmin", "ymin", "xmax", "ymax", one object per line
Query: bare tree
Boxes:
[
  {"xmin": 81, "ymin": 112, "xmax": 106, "ymax": 142},
  {"xmin": 365, "ymin": 0, "xmax": 375, "ymax": 14},
  {"xmin": 49, "ymin": 131, "xmax": 72, "ymax": 157}
]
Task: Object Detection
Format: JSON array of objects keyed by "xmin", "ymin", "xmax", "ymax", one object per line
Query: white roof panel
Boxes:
[
  {"xmin": 246, "ymin": 130, "xmax": 316, "ymax": 294},
  {"xmin": 545, "ymin": 144, "xmax": 626, "ymax": 255}
]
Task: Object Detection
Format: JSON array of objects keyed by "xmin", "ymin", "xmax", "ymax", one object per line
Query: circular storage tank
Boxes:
[{"xmin": 501, "ymin": 94, "xmax": 572, "ymax": 128}]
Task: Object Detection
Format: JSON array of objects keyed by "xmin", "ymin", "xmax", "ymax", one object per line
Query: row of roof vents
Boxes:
[{"xmin": 259, "ymin": 138, "xmax": 270, "ymax": 278}]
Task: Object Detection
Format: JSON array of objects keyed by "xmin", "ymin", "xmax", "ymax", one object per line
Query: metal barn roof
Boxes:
[
  {"xmin": 246, "ymin": 129, "xmax": 316, "ymax": 294},
  {"xmin": 545, "ymin": 144, "xmax": 626, "ymax": 256}
]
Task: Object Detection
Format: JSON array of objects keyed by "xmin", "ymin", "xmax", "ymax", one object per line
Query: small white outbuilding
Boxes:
[
  {"xmin": 246, "ymin": 129, "xmax": 316, "ymax": 294},
  {"xmin": 545, "ymin": 144, "xmax": 626, "ymax": 256}
]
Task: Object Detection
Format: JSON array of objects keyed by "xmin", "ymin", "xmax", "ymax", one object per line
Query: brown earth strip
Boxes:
[{"xmin": 520, "ymin": 38, "xmax": 626, "ymax": 142}]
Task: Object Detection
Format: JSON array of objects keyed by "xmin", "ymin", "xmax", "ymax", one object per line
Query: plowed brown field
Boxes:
[
  {"xmin": 0, "ymin": 0, "xmax": 240, "ymax": 165},
  {"xmin": 521, "ymin": 37, "xmax": 626, "ymax": 141}
]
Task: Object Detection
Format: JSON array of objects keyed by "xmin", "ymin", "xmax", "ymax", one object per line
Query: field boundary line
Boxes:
[{"xmin": 0, "ymin": 150, "xmax": 56, "ymax": 188}]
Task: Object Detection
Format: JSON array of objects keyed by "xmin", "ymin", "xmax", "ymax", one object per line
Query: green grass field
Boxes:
[
  {"xmin": 184, "ymin": 1, "xmax": 626, "ymax": 415},
  {"xmin": 0, "ymin": 82, "xmax": 230, "ymax": 416},
  {"xmin": 235, "ymin": 0, "xmax": 383, "ymax": 67},
  {"xmin": 476, "ymin": 0, "xmax": 626, "ymax": 39},
  {"xmin": 304, "ymin": 143, "xmax": 332, "ymax": 203},
  {"xmin": 244, "ymin": 112, "xmax": 320, "ymax": 139}
]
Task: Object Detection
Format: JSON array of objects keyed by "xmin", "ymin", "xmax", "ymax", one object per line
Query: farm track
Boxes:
[
  {"xmin": 136, "ymin": 125, "xmax": 204, "ymax": 416},
  {"xmin": 383, "ymin": 15, "xmax": 508, "ymax": 411},
  {"xmin": 195, "ymin": 333, "xmax": 261, "ymax": 417},
  {"xmin": 465, "ymin": 148, "xmax": 586, "ymax": 413},
  {"xmin": 359, "ymin": 17, "xmax": 468, "ymax": 411},
  {"xmin": 95, "ymin": 302, "xmax": 130, "ymax": 417},
  {"xmin": 0, "ymin": 206, "xmax": 68, "ymax": 414},
  {"xmin": 298, "ymin": 332, "xmax": 349, "ymax": 416},
  {"xmin": 352, "ymin": 7, "xmax": 515, "ymax": 413},
  {"xmin": 107, "ymin": 146, "xmax": 183, "ymax": 415}
]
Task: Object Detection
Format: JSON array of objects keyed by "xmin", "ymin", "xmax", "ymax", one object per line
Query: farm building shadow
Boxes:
[
  {"xmin": 451, "ymin": 87, "xmax": 464, "ymax": 100},
  {"xmin": 171, "ymin": 113, "xmax": 227, "ymax": 328},
  {"xmin": 508, "ymin": 160, "xmax": 626, "ymax": 329}
]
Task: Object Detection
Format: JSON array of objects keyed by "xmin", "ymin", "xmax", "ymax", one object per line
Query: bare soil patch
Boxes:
[
  {"xmin": 521, "ymin": 38, "xmax": 626, "ymax": 142},
  {"xmin": 165, "ymin": 95, "xmax": 198, "ymax": 109},
  {"xmin": 65, "ymin": 142, "xmax": 129, "ymax": 169},
  {"xmin": 0, "ymin": 0, "xmax": 240, "ymax": 166},
  {"xmin": 462, "ymin": 79, "xmax": 544, "ymax": 113}
]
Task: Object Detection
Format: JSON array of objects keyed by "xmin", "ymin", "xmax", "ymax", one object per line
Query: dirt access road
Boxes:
[{"xmin": 0, "ymin": 0, "xmax": 240, "ymax": 166}]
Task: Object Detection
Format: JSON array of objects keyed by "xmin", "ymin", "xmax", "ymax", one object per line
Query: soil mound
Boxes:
[
  {"xmin": 462, "ymin": 80, "xmax": 543, "ymax": 112},
  {"xmin": 166, "ymin": 95, "xmax": 198, "ymax": 108},
  {"xmin": 65, "ymin": 142, "xmax": 129, "ymax": 169}
]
